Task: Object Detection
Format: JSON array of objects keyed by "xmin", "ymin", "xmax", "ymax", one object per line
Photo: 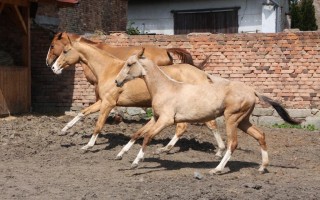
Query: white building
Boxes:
[{"xmin": 128, "ymin": 0, "xmax": 289, "ymax": 35}]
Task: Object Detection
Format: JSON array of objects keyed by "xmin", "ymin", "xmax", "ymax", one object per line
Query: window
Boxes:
[{"xmin": 172, "ymin": 7, "xmax": 240, "ymax": 35}]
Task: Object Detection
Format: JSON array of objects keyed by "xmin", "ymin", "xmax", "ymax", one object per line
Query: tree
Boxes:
[
  {"xmin": 290, "ymin": 0, "xmax": 318, "ymax": 31},
  {"xmin": 290, "ymin": 0, "xmax": 301, "ymax": 28}
]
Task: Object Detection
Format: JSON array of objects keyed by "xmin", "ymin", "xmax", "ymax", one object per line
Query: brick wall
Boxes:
[{"xmin": 31, "ymin": 31, "xmax": 320, "ymax": 113}]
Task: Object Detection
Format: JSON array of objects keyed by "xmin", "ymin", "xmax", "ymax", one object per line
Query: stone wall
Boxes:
[
  {"xmin": 31, "ymin": 31, "xmax": 320, "ymax": 127},
  {"xmin": 58, "ymin": 0, "xmax": 128, "ymax": 34}
]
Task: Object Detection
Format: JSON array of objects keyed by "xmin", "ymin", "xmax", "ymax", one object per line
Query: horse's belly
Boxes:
[
  {"xmin": 174, "ymin": 89, "xmax": 225, "ymax": 123},
  {"xmin": 174, "ymin": 107, "xmax": 223, "ymax": 123}
]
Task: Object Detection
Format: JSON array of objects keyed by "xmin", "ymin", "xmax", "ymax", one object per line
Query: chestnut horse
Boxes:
[
  {"xmin": 46, "ymin": 32, "xmax": 209, "ymax": 138},
  {"xmin": 51, "ymin": 36, "xmax": 225, "ymax": 157},
  {"xmin": 115, "ymin": 49, "xmax": 301, "ymax": 174}
]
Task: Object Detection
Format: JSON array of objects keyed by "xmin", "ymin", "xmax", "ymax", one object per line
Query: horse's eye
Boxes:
[
  {"xmin": 50, "ymin": 45, "xmax": 54, "ymax": 49},
  {"xmin": 127, "ymin": 63, "xmax": 132, "ymax": 67},
  {"xmin": 63, "ymin": 50, "xmax": 68, "ymax": 54}
]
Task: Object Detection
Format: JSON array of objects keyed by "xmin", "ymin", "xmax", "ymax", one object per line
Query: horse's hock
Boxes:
[{"xmin": 31, "ymin": 31, "xmax": 320, "ymax": 128}]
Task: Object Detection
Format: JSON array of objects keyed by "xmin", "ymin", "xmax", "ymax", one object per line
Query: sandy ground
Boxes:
[{"xmin": 0, "ymin": 113, "xmax": 319, "ymax": 200}]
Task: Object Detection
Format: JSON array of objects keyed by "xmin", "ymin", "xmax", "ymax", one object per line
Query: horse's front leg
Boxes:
[
  {"xmin": 205, "ymin": 120, "xmax": 225, "ymax": 158},
  {"xmin": 115, "ymin": 117, "xmax": 156, "ymax": 160},
  {"xmin": 81, "ymin": 96, "xmax": 117, "ymax": 150},
  {"xmin": 61, "ymin": 100, "xmax": 102, "ymax": 135},
  {"xmin": 131, "ymin": 116, "xmax": 174, "ymax": 168}
]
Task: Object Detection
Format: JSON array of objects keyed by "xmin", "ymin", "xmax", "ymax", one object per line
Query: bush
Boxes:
[
  {"xmin": 126, "ymin": 21, "xmax": 140, "ymax": 35},
  {"xmin": 290, "ymin": 0, "xmax": 318, "ymax": 31}
]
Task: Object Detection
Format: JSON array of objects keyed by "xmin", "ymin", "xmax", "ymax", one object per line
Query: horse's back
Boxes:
[
  {"xmin": 100, "ymin": 45, "xmax": 170, "ymax": 65},
  {"xmin": 161, "ymin": 64, "xmax": 209, "ymax": 84}
]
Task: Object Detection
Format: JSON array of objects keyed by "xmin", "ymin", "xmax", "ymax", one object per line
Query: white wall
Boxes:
[
  {"xmin": 128, "ymin": 0, "xmax": 263, "ymax": 35},
  {"xmin": 262, "ymin": 4, "xmax": 276, "ymax": 33}
]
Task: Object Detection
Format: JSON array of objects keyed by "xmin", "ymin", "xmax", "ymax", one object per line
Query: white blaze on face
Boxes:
[
  {"xmin": 51, "ymin": 60, "xmax": 63, "ymax": 74},
  {"xmin": 46, "ymin": 47, "xmax": 52, "ymax": 66}
]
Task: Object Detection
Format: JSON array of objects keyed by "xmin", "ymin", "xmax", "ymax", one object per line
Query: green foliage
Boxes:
[
  {"xmin": 290, "ymin": 1, "xmax": 302, "ymax": 28},
  {"xmin": 272, "ymin": 123, "xmax": 316, "ymax": 131},
  {"xmin": 146, "ymin": 108, "xmax": 153, "ymax": 118},
  {"xmin": 290, "ymin": 0, "xmax": 318, "ymax": 31},
  {"xmin": 126, "ymin": 21, "xmax": 140, "ymax": 35}
]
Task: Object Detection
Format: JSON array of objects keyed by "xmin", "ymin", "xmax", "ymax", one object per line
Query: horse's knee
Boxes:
[
  {"xmin": 175, "ymin": 123, "xmax": 187, "ymax": 136},
  {"xmin": 131, "ymin": 131, "xmax": 143, "ymax": 140},
  {"xmin": 206, "ymin": 120, "xmax": 218, "ymax": 130}
]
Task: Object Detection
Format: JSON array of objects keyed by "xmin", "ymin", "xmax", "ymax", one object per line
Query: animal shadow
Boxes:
[
  {"xmin": 130, "ymin": 158, "xmax": 259, "ymax": 176},
  {"xmin": 80, "ymin": 133, "xmax": 216, "ymax": 153}
]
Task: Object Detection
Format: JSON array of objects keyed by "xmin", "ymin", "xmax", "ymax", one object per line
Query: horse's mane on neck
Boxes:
[
  {"xmin": 79, "ymin": 36, "xmax": 99, "ymax": 45},
  {"xmin": 76, "ymin": 40, "xmax": 123, "ymax": 62},
  {"xmin": 139, "ymin": 58, "xmax": 182, "ymax": 84},
  {"xmin": 56, "ymin": 32, "xmax": 100, "ymax": 45}
]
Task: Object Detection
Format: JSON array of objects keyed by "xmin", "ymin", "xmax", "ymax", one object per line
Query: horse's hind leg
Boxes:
[
  {"xmin": 205, "ymin": 120, "xmax": 225, "ymax": 157},
  {"xmin": 154, "ymin": 122, "xmax": 187, "ymax": 154},
  {"xmin": 61, "ymin": 100, "xmax": 101, "ymax": 134},
  {"xmin": 116, "ymin": 117, "xmax": 156, "ymax": 160},
  {"xmin": 209, "ymin": 118, "xmax": 238, "ymax": 175},
  {"xmin": 209, "ymin": 107, "xmax": 253, "ymax": 175},
  {"xmin": 238, "ymin": 118, "xmax": 269, "ymax": 173}
]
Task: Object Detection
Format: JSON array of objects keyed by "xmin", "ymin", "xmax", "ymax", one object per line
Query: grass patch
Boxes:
[
  {"xmin": 145, "ymin": 108, "xmax": 153, "ymax": 118},
  {"xmin": 272, "ymin": 123, "xmax": 317, "ymax": 131}
]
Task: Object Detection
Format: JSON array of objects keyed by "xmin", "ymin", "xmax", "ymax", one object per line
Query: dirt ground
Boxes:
[{"xmin": 0, "ymin": 113, "xmax": 319, "ymax": 200}]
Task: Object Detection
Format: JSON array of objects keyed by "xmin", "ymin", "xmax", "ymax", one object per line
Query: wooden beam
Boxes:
[
  {"xmin": 13, "ymin": 5, "xmax": 27, "ymax": 35},
  {"xmin": 0, "ymin": 0, "xmax": 28, "ymax": 7}
]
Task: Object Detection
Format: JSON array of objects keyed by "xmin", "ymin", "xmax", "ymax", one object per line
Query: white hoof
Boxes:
[
  {"xmin": 58, "ymin": 130, "xmax": 68, "ymax": 136},
  {"xmin": 115, "ymin": 155, "xmax": 122, "ymax": 160},
  {"xmin": 81, "ymin": 145, "xmax": 93, "ymax": 150},
  {"xmin": 153, "ymin": 147, "xmax": 167, "ymax": 155},
  {"xmin": 61, "ymin": 127, "xmax": 68, "ymax": 132},
  {"xmin": 209, "ymin": 168, "xmax": 222, "ymax": 175},
  {"xmin": 215, "ymin": 151, "xmax": 223, "ymax": 158},
  {"xmin": 131, "ymin": 163, "xmax": 139, "ymax": 169},
  {"xmin": 258, "ymin": 166, "xmax": 268, "ymax": 174}
]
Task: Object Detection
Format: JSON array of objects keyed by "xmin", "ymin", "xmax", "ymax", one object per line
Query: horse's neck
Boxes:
[
  {"xmin": 143, "ymin": 62, "xmax": 176, "ymax": 97},
  {"xmin": 76, "ymin": 43, "xmax": 122, "ymax": 80}
]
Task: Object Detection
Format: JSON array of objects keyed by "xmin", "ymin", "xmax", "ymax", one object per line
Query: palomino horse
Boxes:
[
  {"xmin": 46, "ymin": 32, "xmax": 209, "ymax": 139},
  {"xmin": 115, "ymin": 49, "xmax": 301, "ymax": 174},
  {"xmin": 51, "ymin": 36, "xmax": 225, "ymax": 157}
]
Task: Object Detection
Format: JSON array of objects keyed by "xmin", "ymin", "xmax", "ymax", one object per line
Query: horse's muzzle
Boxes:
[{"xmin": 115, "ymin": 80, "xmax": 124, "ymax": 87}]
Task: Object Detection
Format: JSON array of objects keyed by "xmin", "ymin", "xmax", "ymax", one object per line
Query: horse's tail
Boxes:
[
  {"xmin": 166, "ymin": 48, "xmax": 211, "ymax": 70},
  {"xmin": 196, "ymin": 54, "xmax": 212, "ymax": 70},
  {"xmin": 255, "ymin": 93, "xmax": 302, "ymax": 125},
  {"xmin": 166, "ymin": 48, "xmax": 195, "ymax": 66}
]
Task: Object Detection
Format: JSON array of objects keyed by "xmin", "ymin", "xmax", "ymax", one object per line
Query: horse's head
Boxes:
[
  {"xmin": 115, "ymin": 48, "xmax": 146, "ymax": 87},
  {"xmin": 46, "ymin": 32, "xmax": 77, "ymax": 67},
  {"xmin": 51, "ymin": 36, "xmax": 82, "ymax": 74}
]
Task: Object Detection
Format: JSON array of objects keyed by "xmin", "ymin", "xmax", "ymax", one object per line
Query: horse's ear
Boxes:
[
  {"xmin": 57, "ymin": 32, "xmax": 63, "ymax": 40},
  {"xmin": 137, "ymin": 47, "xmax": 145, "ymax": 58},
  {"xmin": 66, "ymin": 34, "xmax": 73, "ymax": 46}
]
